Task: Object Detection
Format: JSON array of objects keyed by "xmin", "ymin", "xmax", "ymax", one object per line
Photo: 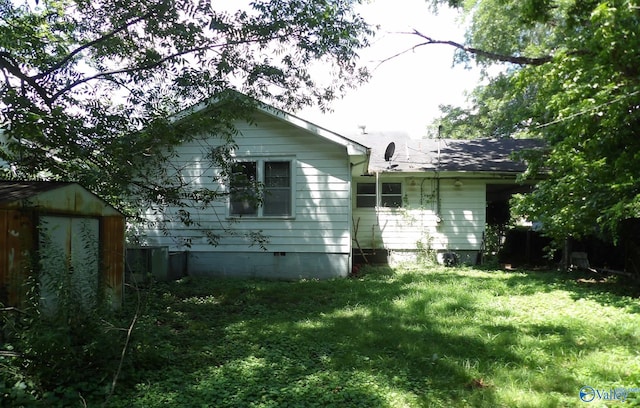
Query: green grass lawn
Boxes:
[{"xmin": 107, "ymin": 265, "xmax": 640, "ymax": 408}]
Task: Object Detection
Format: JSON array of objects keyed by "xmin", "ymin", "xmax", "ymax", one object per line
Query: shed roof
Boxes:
[
  {"xmin": 0, "ymin": 181, "xmax": 73, "ymax": 203},
  {"xmin": 350, "ymin": 132, "xmax": 545, "ymax": 173},
  {"xmin": 0, "ymin": 181, "xmax": 122, "ymax": 216}
]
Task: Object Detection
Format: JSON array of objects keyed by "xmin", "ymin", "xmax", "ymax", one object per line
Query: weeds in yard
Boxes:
[
  {"xmin": 101, "ymin": 265, "xmax": 640, "ymax": 408},
  {"xmin": 1, "ymin": 268, "xmax": 126, "ymax": 406},
  {"xmin": 6, "ymin": 263, "xmax": 635, "ymax": 407}
]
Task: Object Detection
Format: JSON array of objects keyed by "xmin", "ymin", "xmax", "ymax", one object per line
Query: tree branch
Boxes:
[
  {"xmin": 0, "ymin": 51, "xmax": 53, "ymax": 106},
  {"xmin": 378, "ymin": 29, "xmax": 555, "ymax": 68},
  {"xmin": 49, "ymin": 46, "xmax": 211, "ymax": 102},
  {"xmin": 49, "ymin": 33, "xmax": 291, "ymax": 103},
  {"xmin": 32, "ymin": 12, "xmax": 154, "ymax": 81},
  {"xmin": 104, "ymin": 282, "xmax": 141, "ymax": 404}
]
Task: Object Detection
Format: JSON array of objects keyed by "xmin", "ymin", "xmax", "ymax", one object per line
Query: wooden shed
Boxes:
[{"xmin": 0, "ymin": 181, "xmax": 125, "ymax": 309}]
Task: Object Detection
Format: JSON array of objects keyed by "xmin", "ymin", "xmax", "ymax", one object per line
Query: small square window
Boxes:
[
  {"xmin": 381, "ymin": 183, "xmax": 402, "ymax": 208},
  {"xmin": 356, "ymin": 182, "xmax": 376, "ymax": 208}
]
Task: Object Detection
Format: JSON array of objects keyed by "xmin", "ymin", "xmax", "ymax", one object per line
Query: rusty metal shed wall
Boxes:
[
  {"xmin": 100, "ymin": 216, "xmax": 125, "ymax": 307},
  {"xmin": 0, "ymin": 182, "xmax": 124, "ymax": 308},
  {"xmin": 0, "ymin": 209, "xmax": 34, "ymax": 306}
]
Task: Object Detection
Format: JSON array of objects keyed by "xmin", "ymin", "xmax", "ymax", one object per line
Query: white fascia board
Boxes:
[{"xmin": 169, "ymin": 99, "xmax": 210, "ymax": 124}]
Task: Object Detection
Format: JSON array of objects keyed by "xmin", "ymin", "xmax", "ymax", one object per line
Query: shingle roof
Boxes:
[{"xmin": 350, "ymin": 132, "xmax": 545, "ymax": 173}]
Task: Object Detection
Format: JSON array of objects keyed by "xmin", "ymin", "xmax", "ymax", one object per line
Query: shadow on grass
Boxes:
[{"xmin": 107, "ymin": 265, "xmax": 638, "ymax": 407}]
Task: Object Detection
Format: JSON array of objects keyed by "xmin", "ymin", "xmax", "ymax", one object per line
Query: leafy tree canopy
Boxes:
[
  {"xmin": 425, "ymin": 0, "xmax": 640, "ymax": 244},
  {"xmin": 0, "ymin": 0, "xmax": 372, "ymax": 223}
]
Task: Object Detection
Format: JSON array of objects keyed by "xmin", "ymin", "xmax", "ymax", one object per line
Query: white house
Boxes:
[
  {"xmin": 349, "ymin": 132, "xmax": 543, "ymax": 265},
  {"xmin": 139, "ymin": 100, "xmax": 370, "ymax": 279},
  {"xmin": 138, "ymin": 98, "xmax": 542, "ymax": 278}
]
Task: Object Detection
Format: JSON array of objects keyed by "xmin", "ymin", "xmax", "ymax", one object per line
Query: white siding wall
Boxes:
[
  {"xmin": 141, "ymin": 112, "xmax": 352, "ymax": 257},
  {"xmin": 352, "ymin": 175, "xmax": 486, "ymax": 252}
]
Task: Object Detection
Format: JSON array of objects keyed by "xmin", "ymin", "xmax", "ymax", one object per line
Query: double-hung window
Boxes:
[
  {"xmin": 355, "ymin": 181, "xmax": 402, "ymax": 208},
  {"xmin": 229, "ymin": 162, "xmax": 259, "ymax": 216},
  {"xmin": 380, "ymin": 182, "xmax": 402, "ymax": 208},
  {"xmin": 229, "ymin": 159, "xmax": 293, "ymax": 217},
  {"xmin": 263, "ymin": 161, "xmax": 291, "ymax": 216},
  {"xmin": 356, "ymin": 182, "xmax": 376, "ymax": 208}
]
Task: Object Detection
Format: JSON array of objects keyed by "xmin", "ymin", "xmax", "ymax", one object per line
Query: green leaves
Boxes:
[
  {"xmin": 102, "ymin": 267, "xmax": 640, "ymax": 407},
  {"xmin": 432, "ymin": 0, "xmax": 640, "ymax": 245},
  {"xmin": 0, "ymin": 0, "xmax": 372, "ymax": 237}
]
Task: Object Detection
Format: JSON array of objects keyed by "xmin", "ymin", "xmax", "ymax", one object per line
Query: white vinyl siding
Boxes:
[
  {"xmin": 141, "ymin": 111, "xmax": 353, "ymax": 255},
  {"xmin": 352, "ymin": 176, "xmax": 486, "ymax": 251},
  {"xmin": 356, "ymin": 181, "xmax": 403, "ymax": 208}
]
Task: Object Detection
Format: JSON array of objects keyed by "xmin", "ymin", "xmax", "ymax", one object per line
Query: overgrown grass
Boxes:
[{"xmin": 106, "ymin": 265, "xmax": 640, "ymax": 408}]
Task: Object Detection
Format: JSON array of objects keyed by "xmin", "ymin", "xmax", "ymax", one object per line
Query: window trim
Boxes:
[
  {"xmin": 355, "ymin": 182, "xmax": 376, "ymax": 208},
  {"xmin": 355, "ymin": 180, "xmax": 403, "ymax": 209},
  {"xmin": 380, "ymin": 182, "xmax": 403, "ymax": 208},
  {"xmin": 228, "ymin": 157, "xmax": 296, "ymax": 219}
]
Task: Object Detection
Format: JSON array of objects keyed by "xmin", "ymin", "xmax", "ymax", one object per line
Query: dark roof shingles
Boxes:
[{"xmin": 350, "ymin": 132, "xmax": 544, "ymax": 173}]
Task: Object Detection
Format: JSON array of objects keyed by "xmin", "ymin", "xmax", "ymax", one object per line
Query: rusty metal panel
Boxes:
[
  {"xmin": 33, "ymin": 184, "xmax": 121, "ymax": 216},
  {"xmin": 0, "ymin": 209, "xmax": 33, "ymax": 307},
  {"xmin": 101, "ymin": 216, "xmax": 125, "ymax": 307},
  {"xmin": 0, "ymin": 182, "xmax": 125, "ymax": 308}
]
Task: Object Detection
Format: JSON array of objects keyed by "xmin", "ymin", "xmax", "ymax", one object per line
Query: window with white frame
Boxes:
[
  {"xmin": 381, "ymin": 182, "xmax": 402, "ymax": 208},
  {"xmin": 356, "ymin": 182, "xmax": 376, "ymax": 208},
  {"xmin": 230, "ymin": 159, "xmax": 293, "ymax": 217},
  {"xmin": 263, "ymin": 161, "xmax": 291, "ymax": 216},
  {"xmin": 355, "ymin": 181, "xmax": 402, "ymax": 208}
]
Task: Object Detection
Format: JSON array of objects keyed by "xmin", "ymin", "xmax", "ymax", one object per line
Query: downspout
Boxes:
[
  {"xmin": 348, "ymin": 155, "xmax": 355, "ymax": 276},
  {"xmin": 375, "ymin": 170, "xmax": 380, "ymax": 253},
  {"xmin": 436, "ymin": 173, "xmax": 441, "ymax": 223},
  {"xmin": 375, "ymin": 171, "xmax": 380, "ymax": 206},
  {"xmin": 436, "ymin": 127, "xmax": 442, "ymax": 224},
  {"xmin": 351, "ymin": 156, "xmax": 370, "ymax": 172},
  {"xmin": 348, "ymin": 156, "xmax": 354, "ymax": 276},
  {"xmin": 349, "ymin": 147, "xmax": 371, "ymax": 275}
]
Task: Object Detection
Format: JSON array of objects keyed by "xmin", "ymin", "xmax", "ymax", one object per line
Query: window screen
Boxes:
[
  {"xmin": 229, "ymin": 161, "xmax": 258, "ymax": 216},
  {"xmin": 263, "ymin": 161, "xmax": 291, "ymax": 216},
  {"xmin": 229, "ymin": 160, "xmax": 293, "ymax": 217}
]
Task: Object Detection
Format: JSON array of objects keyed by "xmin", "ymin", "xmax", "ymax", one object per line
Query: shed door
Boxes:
[{"xmin": 39, "ymin": 216, "xmax": 100, "ymax": 312}]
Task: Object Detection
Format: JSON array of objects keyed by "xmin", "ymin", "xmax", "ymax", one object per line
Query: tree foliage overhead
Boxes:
[
  {"xmin": 0, "ymin": 0, "xmax": 372, "ymax": 220},
  {"xmin": 427, "ymin": 0, "xmax": 640, "ymax": 244}
]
